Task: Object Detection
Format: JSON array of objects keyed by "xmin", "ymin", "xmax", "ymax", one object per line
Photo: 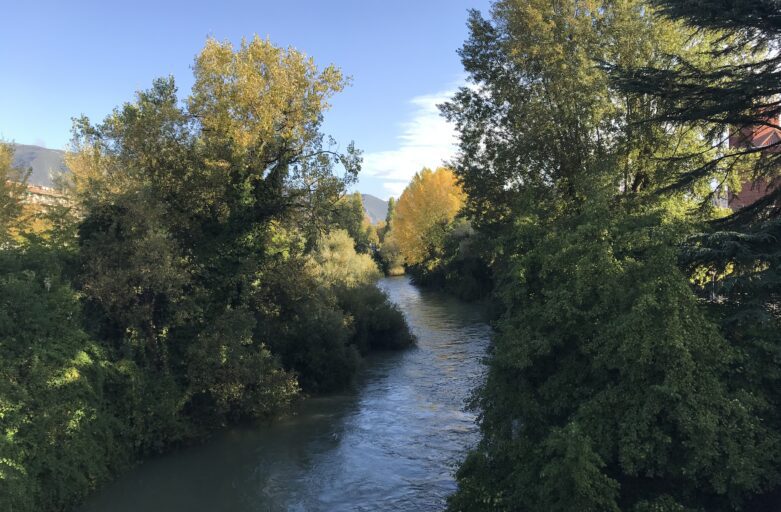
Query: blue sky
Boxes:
[{"xmin": 0, "ymin": 0, "xmax": 491, "ymax": 198}]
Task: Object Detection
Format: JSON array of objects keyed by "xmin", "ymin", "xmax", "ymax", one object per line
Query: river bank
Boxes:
[{"xmin": 78, "ymin": 276, "xmax": 490, "ymax": 512}]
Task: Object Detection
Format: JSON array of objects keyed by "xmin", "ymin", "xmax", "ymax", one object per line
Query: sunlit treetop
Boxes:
[
  {"xmin": 190, "ymin": 36, "xmax": 348, "ymax": 154},
  {"xmin": 66, "ymin": 35, "xmax": 360, "ymax": 231}
]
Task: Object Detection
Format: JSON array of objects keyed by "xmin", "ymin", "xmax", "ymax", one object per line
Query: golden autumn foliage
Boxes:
[
  {"xmin": 18, "ymin": 204, "xmax": 51, "ymax": 237},
  {"xmin": 64, "ymin": 146, "xmax": 123, "ymax": 204},
  {"xmin": 389, "ymin": 167, "xmax": 464, "ymax": 266},
  {"xmin": 190, "ymin": 36, "xmax": 347, "ymax": 153},
  {"xmin": 307, "ymin": 229, "xmax": 381, "ymax": 288},
  {"xmin": 0, "ymin": 142, "xmax": 26, "ymax": 241}
]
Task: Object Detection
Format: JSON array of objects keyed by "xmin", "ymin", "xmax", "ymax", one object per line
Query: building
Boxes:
[
  {"xmin": 726, "ymin": 119, "xmax": 781, "ymax": 210},
  {"xmin": 24, "ymin": 183, "xmax": 69, "ymax": 208}
]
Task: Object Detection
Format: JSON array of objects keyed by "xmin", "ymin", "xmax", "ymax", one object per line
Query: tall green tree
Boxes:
[
  {"xmin": 66, "ymin": 36, "xmax": 365, "ymax": 427},
  {"xmin": 444, "ymin": 1, "xmax": 780, "ymax": 510},
  {"xmin": 612, "ymin": 5, "xmax": 781, "ymax": 507},
  {"xmin": 385, "ymin": 196, "xmax": 395, "ymax": 224}
]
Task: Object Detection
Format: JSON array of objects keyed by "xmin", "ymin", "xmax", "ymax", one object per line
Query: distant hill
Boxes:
[
  {"xmin": 8, "ymin": 145, "xmax": 394, "ymax": 225},
  {"xmin": 11, "ymin": 144, "xmax": 68, "ymax": 188},
  {"xmin": 362, "ymin": 194, "xmax": 389, "ymax": 224}
]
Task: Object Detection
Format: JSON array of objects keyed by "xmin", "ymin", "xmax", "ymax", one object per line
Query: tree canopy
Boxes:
[
  {"xmin": 444, "ymin": 1, "xmax": 781, "ymax": 510},
  {"xmin": 0, "ymin": 36, "xmax": 412, "ymax": 512},
  {"xmin": 0, "ymin": 143, "xmax": 29, "ymax": 244},
  {"xmin": 387, "ymin": 167, "xmax": 464, "ymax": 267}
]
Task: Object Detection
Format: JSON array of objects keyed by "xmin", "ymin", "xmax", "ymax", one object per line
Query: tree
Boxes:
[
  {"xmin": 389, "ymin": 167, "xmax": 464, "ymax": 267},
  {"xmin": 611, "ymin": 4, "xmax": 781, "ymax": 507},
  {"xmin": 376, "ymin": 196, "xmax": 396, "ymax": 244},
  {"xmin": 331, "ymin": 192, "xmax": 373, "ymax": 252},
  {"xmin": 68, "ymin": 36, "xmax": 361, "ymax": 367},
  {"xmin": 0, "ymin": 143, "xmax": 29, "ymax": 245},
  {"xmin": 64, "ymin": 36, "xmax": 366, "ymax": 434},
  {"xmin": 444, "ymin": 1, "xmax": 779, "ymax": 510},
  {"xmin": 384, "ymin": 196, "xmax": 396, "ymax": 230}
]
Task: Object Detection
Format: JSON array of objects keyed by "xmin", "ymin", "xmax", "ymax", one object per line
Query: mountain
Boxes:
[
  {"xmin": 11, "ymin": 144, "xmax": 68, "ymax": 188},
  {"xmin": 8, "ymin": 145, "xmax": 394, "ymax": 225},
  {"xmin": 362, "ymin": 194, "xmax": 389, "ymax": 224}
]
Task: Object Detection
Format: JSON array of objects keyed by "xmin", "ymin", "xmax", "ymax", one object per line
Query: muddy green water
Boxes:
[{"xmin": 79, "ymin": 276, "xmax": 490, "ymax": 511}]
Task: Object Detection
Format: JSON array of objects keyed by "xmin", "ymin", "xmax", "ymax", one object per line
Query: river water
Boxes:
[{"xmin": 79, "ymin": 276, "xmax": 490, "ymax": 512}]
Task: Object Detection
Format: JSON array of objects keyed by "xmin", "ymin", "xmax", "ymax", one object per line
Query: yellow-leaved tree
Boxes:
[
  {"xmin": 388, "ymin": 167, "xmax": 464, "ymax": 268},
  {"xmin": 190, "ymin": 36, "xmax": 348, "ymax": 154},
  {"xmin": 307, "ymin": 229, "xmax": 381, "ymax": 288},
  {"xmin": 0, "ymin": 142, "xmax": 33, "ymax": 244}
]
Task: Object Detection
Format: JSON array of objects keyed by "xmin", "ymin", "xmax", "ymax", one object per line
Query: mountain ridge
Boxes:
[
  {"xmin": 9, "ymin": 144, "xmax": 391, "ymax": 223},
  {"xmin": 361, "ymin": 194, "xmax": 389, "ymax": 224},
  {"xmin": 10, "ymin": 144, "xmax": 67, "ymax": 188}
]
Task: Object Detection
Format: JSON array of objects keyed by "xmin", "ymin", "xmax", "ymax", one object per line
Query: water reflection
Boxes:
[{"xmin": 80, "ymin": 276, "xmax": 490, "ymax": 512}]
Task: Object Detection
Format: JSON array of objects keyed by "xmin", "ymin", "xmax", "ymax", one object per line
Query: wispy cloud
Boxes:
[{"xmin": 362, "ymin": 85, "xmax": 459, "ymax": 198}]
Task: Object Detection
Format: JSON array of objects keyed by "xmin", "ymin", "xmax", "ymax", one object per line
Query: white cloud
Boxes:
[
  {"xmin": 381, "ymin": 180, "xmax": 409, "ymax": 198},
  {"xmin": 362, "ymin": 86, "xmax": 459, "ymax": 198}
]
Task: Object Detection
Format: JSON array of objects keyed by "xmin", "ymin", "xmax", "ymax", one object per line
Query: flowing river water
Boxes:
[{"xmin": 79, "ymin": 276, "xmax": 490, "ymax": 512}]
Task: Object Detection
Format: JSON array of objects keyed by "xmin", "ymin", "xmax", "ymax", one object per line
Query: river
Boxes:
[{"xmin": 79, "ymin": 276, "xmax": 490, "ymax": 512}]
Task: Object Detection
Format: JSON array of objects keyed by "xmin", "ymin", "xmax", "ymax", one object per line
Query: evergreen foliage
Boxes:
[
  {"xmin": 611, "ymin": 6, "xmax": 781, "ymax": 507},
  {"xmin": 443, "ymin": 1, "xmax": 781, "ymax": 509}
]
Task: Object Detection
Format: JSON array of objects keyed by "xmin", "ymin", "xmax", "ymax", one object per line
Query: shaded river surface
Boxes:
[{"xmin": 79, "ymin": 276, "xmax": 490, "ymax": 512}]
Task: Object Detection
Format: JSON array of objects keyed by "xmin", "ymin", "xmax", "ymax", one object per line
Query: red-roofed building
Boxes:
[
  {"xmin": 25, "ymin": 183, "xmax": 68, "ymax": 208},
  {"xmin": 4, "ymin": 181, "xmax": 70, "ymax": 209},
  {"xmin": 727, "ymin": 120, "xmax": 781, "ymax": 210}
]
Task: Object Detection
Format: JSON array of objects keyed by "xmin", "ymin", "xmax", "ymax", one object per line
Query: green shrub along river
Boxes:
[{"xmin": 77, "ymin": 277, "xmax": 490, "ymax": 512}]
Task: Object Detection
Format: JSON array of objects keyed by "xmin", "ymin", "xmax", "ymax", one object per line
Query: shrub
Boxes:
[
  {"xmin": 0, "ymin": 249, "xmax": 129, "ymax": 511},
  {"xmin": 337, "ymin": 284, "xmax": 415, "ymax": 353},
  {"xmin": 273, "ymin": 302, "xmax": 360, "ymax": 393},
  {"xmin": 308, "ymin": 229, "xmax": 381, "ymax": 287}
]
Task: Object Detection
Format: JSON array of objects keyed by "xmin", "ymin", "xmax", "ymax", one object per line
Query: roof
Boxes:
[{"xmin": 729, "ymin": 121, "xmax": 781, "ymax": 152}]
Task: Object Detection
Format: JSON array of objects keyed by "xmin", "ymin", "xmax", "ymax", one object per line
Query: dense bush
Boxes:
[
  {"xmin": 274, "ymin": 302, "xmax": 360, "ymax": 393},
  {"xmin": 0, "ymin": 247, "xmax": 128, "ymax": 511},
  {"xmin": 260, "ymin": 229, "xmax": 414, "ymax": 393},
  {"xmin": 407, "ymin": 219, "xmax": 492, "ymax": 301},
  {"xmin": 185, "ymin": 306, "xmax": 299, "ymax": 425},
  {"xmin": 441, "ymin": 0, "xmax": 781, "ymax": 509},
  {"xmin": 308, "ymin": 229, "xmax": 381, "ymax": 287},
  {"xmin": 336, "ymin": 284, "xmax": 415, "ymax": 353},
  {"xmin": 451, "ymin": 207, "xmax": 779, "ymax": 511}
]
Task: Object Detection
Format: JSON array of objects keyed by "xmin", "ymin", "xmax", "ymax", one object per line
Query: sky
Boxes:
[{"xmin": 0, "ymin": 0, "xmax": 492, "ymax": 199}]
